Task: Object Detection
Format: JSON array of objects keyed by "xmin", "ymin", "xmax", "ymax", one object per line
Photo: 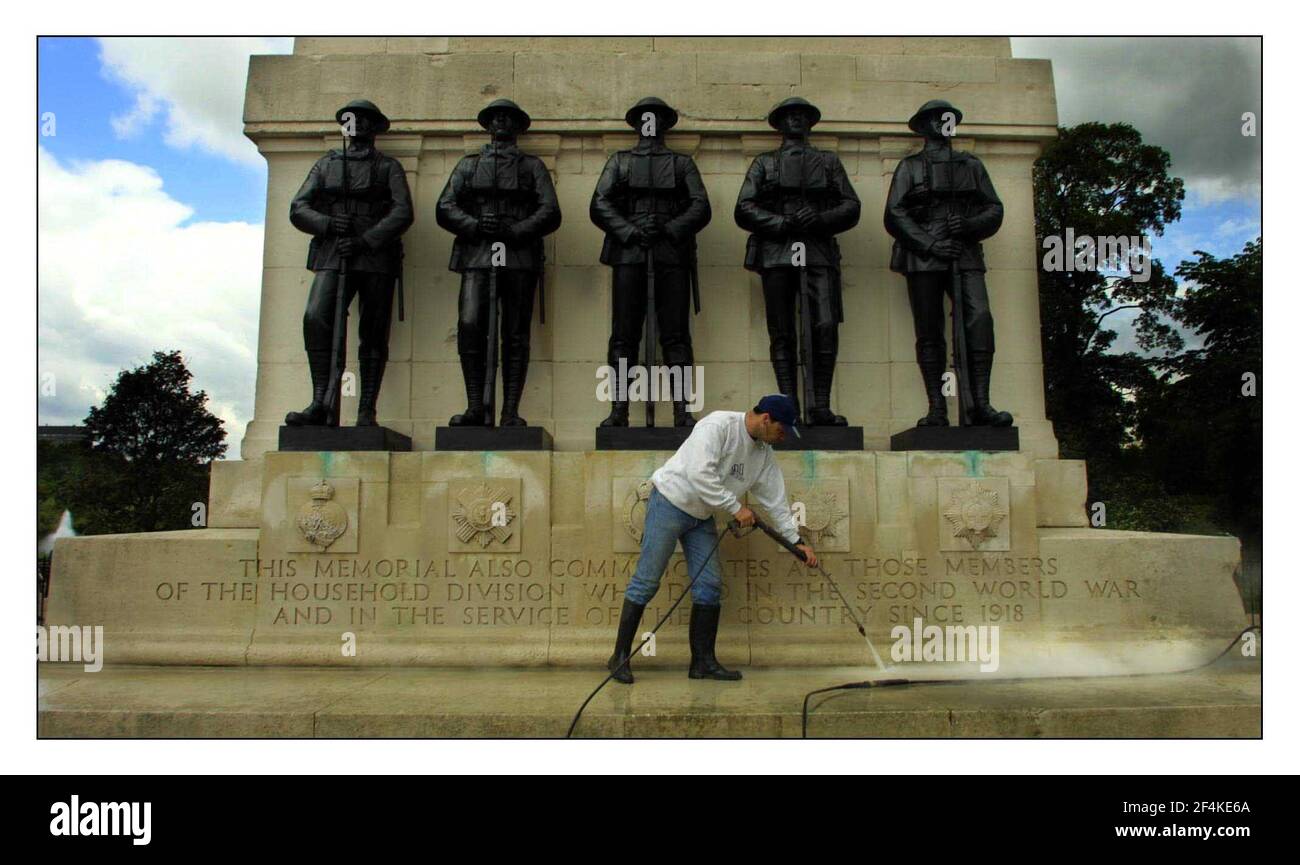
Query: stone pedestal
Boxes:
[
  {"xmin": 890, "ymin": 426, "xmax": 1020, "ymax": 452},
  {"xmin": 45, "ymin": 449, "xmax": 1249, "ymax": 671},
  {"xmin": 595, "ymin": 426, "xmax": 692, "ymax": 450},
  {"xmin": 279, "ymin": 425, "xmax": 413, "ymax": 452},
  {"xmin": 773, "ymin": 427, "xmax": 864, "ymax": 451},
  {"xmin": 434, "ymin": 426, "xmax": 553, "ymax": 451}
]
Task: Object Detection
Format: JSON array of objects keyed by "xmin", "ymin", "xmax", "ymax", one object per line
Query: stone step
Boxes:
[{"xmin": 39, "ymin": 656, "xmax": 1260, "ymax": 738}]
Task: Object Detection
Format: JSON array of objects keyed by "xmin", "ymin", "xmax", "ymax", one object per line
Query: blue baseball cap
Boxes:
[{"xmin": 755, "ymin": 394, "xmax": 800, "ymax": 438}]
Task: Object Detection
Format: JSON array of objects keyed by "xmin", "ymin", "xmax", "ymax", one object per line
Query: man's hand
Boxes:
[
  {"xmin": 946, "ymin": 214, "xmax": 968, "ymax": 237},
  {"xmin": 329, "ymin": 215, "xmax": 354, "ymax": 236},
  {"xmin": 733, "ymin": 506, "xmax": 756, "ymax": 528},
  {"xmin": 796, "ymin": 543, "xmax": 818, "ymax": 568}
]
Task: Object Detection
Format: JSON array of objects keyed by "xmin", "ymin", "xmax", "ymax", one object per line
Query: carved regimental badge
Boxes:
[
  {"xmin": 791, "ymin": 489, "xmax": 848, "ymax": 547},
  {"xmin": 622, "ymin": 480, "xmax": 653, "ymax": 546},
  {"xmin": 942, "ymin": 484, "xmax": 1007, "ymax": 551},
  {"xmin": 451, "ymin": 482, "xmax": 517, "ymax": 549},
  {"xmin": 296, "ymin": 479, "xmax": 349, "ymax": 551}
]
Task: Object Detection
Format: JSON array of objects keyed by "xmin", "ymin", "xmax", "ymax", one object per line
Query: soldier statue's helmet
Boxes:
[
  {"xmin": 477, "ymin": 98, "xmax": 532, "ymax": 133},
  {"xmin": 335, "ymin": 99, "xmax": 391, "ymax": 134},
  {"xmin": 624, "ymin": 96, "xmax": 679, "ymax": 131},
  {"xmin": 908, "ymin": 99, "xmax": 963, "ymax": 134},
  {"xmin": 767, "ymin": 96, "xmax": 822, "ymax": 130}
]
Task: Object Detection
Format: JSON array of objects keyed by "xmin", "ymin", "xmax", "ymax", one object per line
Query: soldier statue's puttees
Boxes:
[
  {"xmin": 735, "ymin": 97, "xmax": 861, "ymax": 427},
  {"xmin": 436, "ymin": 98, "xmax": 561, "ymax": 427},
  {"xmin": 590, "ymin": 96, "xmax": 712, "ymax": 428},
  {"xmin": 286, "ymin": 99, "xmax": 413, "ymax": 428},
  {"xmin": 884, "ymin": 99, "xmax": 1013, "ymax": 428}
]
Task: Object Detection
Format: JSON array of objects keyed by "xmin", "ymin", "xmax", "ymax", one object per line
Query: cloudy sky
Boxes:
[{"xmin": 37, "ymin": 36, "xmax": 1262, "ymax": 442}]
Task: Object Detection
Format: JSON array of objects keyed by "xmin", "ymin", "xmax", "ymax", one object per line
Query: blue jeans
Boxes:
[{"xmin": 624, "ymin": 487, "xmax": 724, "ymax": 607}]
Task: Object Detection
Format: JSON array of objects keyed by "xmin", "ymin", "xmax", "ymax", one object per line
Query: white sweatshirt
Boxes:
[{"xmin": 651, "ymin": 410, "xmax": 802, "ymax": 545}]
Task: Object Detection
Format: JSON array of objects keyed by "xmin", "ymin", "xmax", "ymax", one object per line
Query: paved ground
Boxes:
[{"xmin": 38, "ymin": 654, "xmax": 1260, "ymax": 738}]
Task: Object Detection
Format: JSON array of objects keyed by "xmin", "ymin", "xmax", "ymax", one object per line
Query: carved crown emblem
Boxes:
[
  {"xmin": 942, "ymin": 486, "xmax": 1005, "ymax": 550},
  {"xmin": 296, "ymin": 478, "xmax": 348, "ymax": 551}
]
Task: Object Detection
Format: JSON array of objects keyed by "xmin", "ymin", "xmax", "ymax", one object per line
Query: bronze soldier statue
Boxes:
[
  {"xmin": 735, "ymin": 97, "xmax": 861, "ymax": 427},
  {"xmin": 590, "ymin": 96, "xmax": 711, "ymax": 428},
  {"xmin": 885, "ymin": 99, "xmax": 1013, "ymax": 427},
  {"xmin": 436, "ymin": 99, "xmax": 561, "ymax": 427},
  {"xmin": 286, "ymin": 99, "xmax": 413, "ymax": 427}
]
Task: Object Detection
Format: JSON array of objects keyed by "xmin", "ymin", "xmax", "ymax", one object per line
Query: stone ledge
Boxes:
[{"xmin": 38, "ymin": 657, "xmax": 1260, "ymax": 738}]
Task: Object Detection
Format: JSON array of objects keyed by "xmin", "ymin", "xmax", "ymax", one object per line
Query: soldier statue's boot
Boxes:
[
  {"xmin": 688, "ymin": 604, "xmax": 742, "ymax": 681},
  {"xmin": 449, "ymin": 354, "xmax": 489, "ymax": 426},
  {"xmin": 673, "ymin": 401, "xmax": 696, "ymax": 427},
  {"xmin": 607, "ymin": 598, "xmax": 646, "ymax": 685},
  {"xmin": 499, "ymin": 354, "xmax": 528, "ymax": 427},
  {"xmin": 772, "ymin": 354, "xmax": 802, "ymax": 420},
  {"xmin": 355, "ymin": 357, "xmax": 385, "ymax": 427},
  {"xmin": 284, "ymin": 349, "xmax": 334, "ymax": 426},
  {"xmin": 600, "ymin": 401, "xmax": 629, "ymax": 427},
  {"xmin": 809, "ymin": 351, "xmax": 847, "ymax": 426},
  {"xmin": 968, "ymin": 350, "xmax": 1013, "ymax": 427},
  {"xmin": 916, "ymin": 350, "xmax": 950, "ymax": 427}
]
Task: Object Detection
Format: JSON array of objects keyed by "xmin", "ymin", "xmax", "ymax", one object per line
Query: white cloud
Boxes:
[
  {"xmin": 98, "ymin": 37, "xmax": 292, "ymax": 165},
  {"xmin": 38, "ymin": 147, "xmax": 261, "ymax": 448}
]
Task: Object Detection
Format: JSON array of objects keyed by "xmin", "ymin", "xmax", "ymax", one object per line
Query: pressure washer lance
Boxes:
[
  {"xmin": 565, "ymin": 520, "xmax": 755, "ymax": 738},
  {"xmin": 747, "ymin": 516, "xmax": 889, "ymax": 671}
]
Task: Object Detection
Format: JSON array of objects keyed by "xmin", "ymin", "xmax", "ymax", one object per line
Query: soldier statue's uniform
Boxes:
[
  {"xmin": 885, "ymin": 99, "xmax": 1013, "ymax": 427},
  {"xmin": 436, "ymin": 99, "xmax": 561, "ymax": 427},
  {"xmin": 590, "ymin": 96, "xmax": 712, "ymax": 428},
  {"xmin": 286, "ymin": 99, "xmax": 413, "ymax": 427},
  {"xmin": 735, "ymin": 97, "xmax": 861, "ymax": 426}
]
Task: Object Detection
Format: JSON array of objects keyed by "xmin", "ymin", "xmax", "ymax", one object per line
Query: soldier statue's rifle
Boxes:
[
  {"xmin": 323, "ymin": 121, "xmax": 351, "ymax": 427},
  {"xmin": 644, "ymin": 242, "xmax": 658, "ymax": 428},
  {"xmin": 796, "ymin": 149, "xmax": 815, "ymax": 426},
  {"xmin": 945, "ymin": 133, "xmax": 976, "ymax": 425},
  {"xmin": 484, "ymin": 142, "xmax": 500, "ymax": 427}
]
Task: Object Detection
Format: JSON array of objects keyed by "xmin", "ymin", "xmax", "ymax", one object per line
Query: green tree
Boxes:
[
  {"xmin": 1032, "ymin": 123, "xmax": 1186, "ymax": 472},
  {"xmin": 62, "ymin": 351, "xmax": 227, "ymax": 534},
  {"xmin": 1136, "ymin": 239, "xmax": 1262, "ymax": 542}
]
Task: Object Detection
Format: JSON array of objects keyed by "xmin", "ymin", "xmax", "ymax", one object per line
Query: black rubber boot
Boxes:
[
  {"xmin": 688, "ymin": 604, "xmax": 742, "ymax": 681},
  {"xmin": 810, "ymin": 351, "xmax": 847, "ymax": 426},
  {"xmin": 499, "ymin": 354, "xmax": 528, "ymax": 427},
  {"xmin": 916, "ymin": 350, "xmax": 950, "ymax": 427},
  {"xmin": 356, "ymin": 357, "xmax": 385, "ymax": 427},
  {"xmin": 968, "ymin": 350, "xmax": 1013, "ymax": 427},
  {"xmin": 600, "ymin": 401, "xmax": 629, "ymax": 427},
  {"xmin": 450, "ymin": 354, "xmax": 488, "ymax": 427},
  {"xmin": 607, "ymin": 598, "xmax": 646, "ymax": 685},
  {"xmin": 285, "ymin": 349, "xmax": 334, "ymax": 426}
]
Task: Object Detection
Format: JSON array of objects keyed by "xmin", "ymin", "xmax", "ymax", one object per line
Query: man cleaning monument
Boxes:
[{"xmin": 606, "ymin": 395, "xmax": 818, "ymax": 684}]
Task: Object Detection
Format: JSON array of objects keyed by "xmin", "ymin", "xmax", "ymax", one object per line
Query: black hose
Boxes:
[
  {"xmin": 565, "ymin": 523, "xmax": 755, "ymax": 738},
  {"xmin": 799, "ymin": 625, "xmax": 1263, "ymax": 738}
]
